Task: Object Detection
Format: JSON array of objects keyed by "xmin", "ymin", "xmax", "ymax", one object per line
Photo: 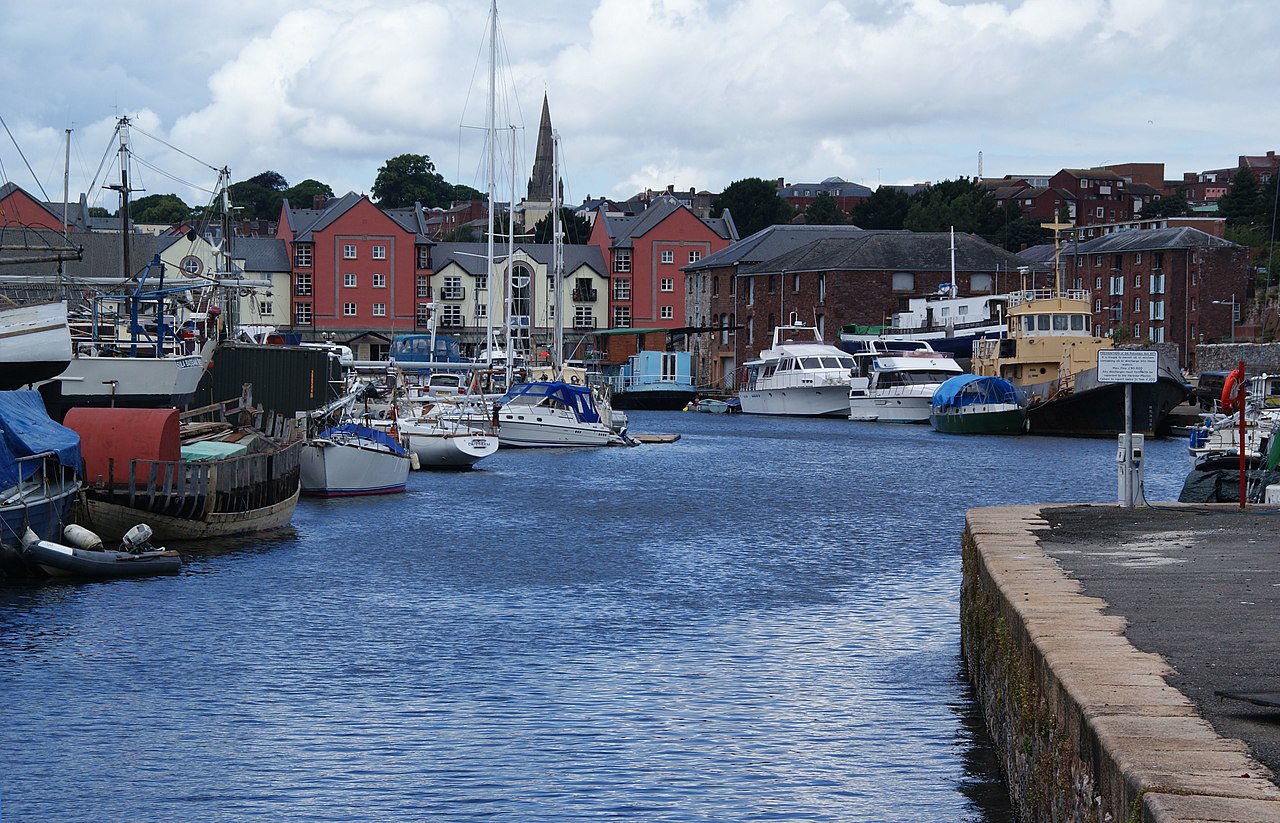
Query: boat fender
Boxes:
[
  {"xmin": 1221, "ymin": 367, "xmax": 1245, "ymax": 413},
  {"xmin": 63, "ymin": 524, "xmax": 104, "ymax": 551}
]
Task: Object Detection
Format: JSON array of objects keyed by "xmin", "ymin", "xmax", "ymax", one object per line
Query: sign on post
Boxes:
[{"xmin": 1097, "ymin": 350, "xmax": 1159, "ymax": 384}]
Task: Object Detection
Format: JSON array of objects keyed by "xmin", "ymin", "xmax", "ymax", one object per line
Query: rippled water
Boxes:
[{"xmin": 0, "ymin": 413, "xmax": 1194, "ymax": 821}]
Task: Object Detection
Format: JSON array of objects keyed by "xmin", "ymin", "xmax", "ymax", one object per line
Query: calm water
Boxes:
[{"xmin": 0, "ymin": 413, "xmax": 1194, "ymax": 821}]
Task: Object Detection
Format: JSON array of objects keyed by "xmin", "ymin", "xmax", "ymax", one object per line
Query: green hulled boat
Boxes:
[{"xmin": 929, "ymin": 374, "xmax": 1027, "ymax": 435}]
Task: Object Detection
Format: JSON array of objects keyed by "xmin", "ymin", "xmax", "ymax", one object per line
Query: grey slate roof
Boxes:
[
  {"xmin": 1022, "ymin": 227, "xmax": 1243, "ymax": 262},
  {"xmin": 430, "ymin": 242, "xmax": 606, "ymax": 278},
  {"xmin": 234, "ymin": 236, "xmax": 290, "ymax": 272},
  {"xmin": 741, "ymin": 230, "xmax": 1047, "ymax": 276},
  {"xmin": 688, "ymin": 224, "xmax": 868, "ymax": 271},
  {"xmin": 596, "ymin": 195, "xmax": 735, "ymax": 249}
]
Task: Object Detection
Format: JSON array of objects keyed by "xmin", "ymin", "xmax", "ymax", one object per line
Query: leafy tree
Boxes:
[
  {"xmin": 993, "ymin": 202, "xmax": 1051, "ymax": 251},
  {"xmin": 372, "ymin": 153, "xmax": 477, "ymax": 209},
  {"xmin": 1218, "ymin": 166, "xmax": 1263, "ymax": 228},
  {"xmin": 903, "ymin": 178, "xmax": 999, "ymax": 236},
  {"xmin": 1139, "ymin": 185, "xmax": 1192, "ymax": 219},
  {"xmin": 283, "ymin": 179, "xmax": 334, "ymax": 208},
  {"xmin": 532, "ymin": 207, "xmax": 593, "ymax": 245},
  {"xmin": 803, "ymin": 191, "xmax": 846, "ymax": 225},
  {"xmin": 88, "ymin": 206, "xmax": 111, "ymax": 218},
  {"xmin": 711, "ymin": 177, "xmax": 794, "ymax": 238},
  {"xmin": 130, "ymin": 193, "xmax": 191, "ymax": 225},
  {"xmin": 848, "ymin": 186, "xmax": 910, "ymax": 229},
  {"xmin": 248, "ymin": 171, "xmax": 288, "ymax": 191},
  {"xmin": 230, "ymin": 170, "xmax": 289, "ymax": 219}
]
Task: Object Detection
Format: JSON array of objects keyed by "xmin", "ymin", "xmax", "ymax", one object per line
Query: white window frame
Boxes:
[
  {"xmin": 661, "ymin": 250, "xmax": 673, "ymax": 264},
  {"xmin": 344, "ymin": 243, "xmax": 357, "ymax": 259},
  {"xmin": 343, "ymin": 302, "xmax": 357, "ymax": 317},
  {"xmin": 660, "ymin": 306, "xmax": 674, "ymax": 320},
  {"xmin": 660, "ymin": 278, "xmax": 674, "ymax": 292},
  {"xmin": 344, "ymin": 273, "xmax": 357, "ymax": 288},
  {"xmin": 372, "ymin": 245, "xmax": 386, "ymax": 260},
  {"xmin": 372, "ymin": 303, "xmax": 386, "ymax": 317},
  {"xmin": 373, "ymin": 273, "xmax": 386, "ymax": 288}
]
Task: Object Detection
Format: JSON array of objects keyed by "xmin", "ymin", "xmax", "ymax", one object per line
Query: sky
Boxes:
[{"xmin": 1, "ymin": 0, "xmax": 1277, "ymax": 215}]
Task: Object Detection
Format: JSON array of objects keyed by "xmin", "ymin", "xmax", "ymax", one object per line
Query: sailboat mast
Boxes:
[
  {"xmin": 552, "ymin": 130, "xmax": 563, "ymax": 372},
  {"xmin": 949, "ymin": 225, "xmax": 956, "ymax": 294},
  {"xmin": 484, "ymin": 0, "xmax": 498, "ymax": 372}
]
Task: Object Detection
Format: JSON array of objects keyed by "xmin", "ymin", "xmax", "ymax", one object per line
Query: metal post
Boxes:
[
  {"xmin": 1121, "ymin": 382, "xmax": 1133, "ymax": 508},
  {"xmin": 1238, "ymin": 358, "xmax": 1247, "ymax": 509}
]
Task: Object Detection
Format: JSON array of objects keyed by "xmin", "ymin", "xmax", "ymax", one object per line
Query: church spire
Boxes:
[{"xmin": 527, "ymin": 93, "xmax": 557, "ymax": 202}]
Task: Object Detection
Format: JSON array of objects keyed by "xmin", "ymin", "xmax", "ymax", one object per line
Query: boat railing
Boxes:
[{"xmin": 1007, "ymin": 289, "xmax": 1090, "ymax": 306}]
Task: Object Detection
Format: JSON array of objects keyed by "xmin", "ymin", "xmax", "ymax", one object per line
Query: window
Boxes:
[
  {"xmin": 767, "ymin": 274, "xmax": 777, "ymax": 294},
  {"xmin": 180, "ymin": 256, "xmax": 202, "ymax": 275},
  {"xmin": 614, "ymin": 249, "xmax": 632, "ymax": 273},
  {"xmin": 1150, "ymin": 273, "xmax": 1165, "ymax": 294},
  {"xmin": 295, "ymin": 271, "xmax": 313, "ymax": 296},
  {"xmin": 476, "ymin": 273, "xmax": 488, "ymax": 291},
  {"xmin": 613, "ymin": 305, "xmax": 631, "ymax": 328},
  {"xmin": 660, "ymin": 306, "xmax": 674, "ymax": 320},
  {"xmin": 1150, "ymin": 326, "xmax": 1165, "ymax": 343},
  {"xmin": 373, "ymin": 273, "xmax": 386, "ymax": 288},
  {"xmin": 474, "ymin": 301, "xmax": 487, "ymax": 319},
  {"xmin": 1094, "ymin": 255, "xmax": 1103, "ymax": 267},
  {"xmin": 1134, "ymin": 252, "xmax": 1142, "ymax": 264},
  {"xmin": 660, "ymin": 278, "xmax": 674, "ymax": 292},
  {"xmin": 416, "ymin": 303, "xmax": 431, "ymax": 325},
  {"xmin": 417, "ymin": 275, "xmax": 430, "ymax": 298},
  {"xmin": 818, "ymin": 272, "xmax": 826, "ymax": 302},
  {"xmin": 746, "ymin": 278, "xmax": 755, "ymax": 305},
  {"xmin": 344, "ymin": 273, "xmax": 357, "ymax": 288},
  {"xmin": 1095, "ymin": 276, "xmax": 1102, "ymax": 289},
  {"xmin": 1132, "ymin": 273, "xmax": 1141, "ymax": 289},
  {"xmin": 1095, "ymin": 207, "xmax": 1104, "ymax": 218},
  {"xmin": 417, "ymin": 246, "xmax": 429, "ymax": 269},
  {"xmin": 1152, "ymin": 252, "xmax": 1164, "ymax": 270},
  {"xmin": 440, "ymin": 305, "xmax": 463, "ymax": 326},
  {"xmin": 344, "ymin": 302, "xmax": 357, "ymax": 316},
  {"xmin": 613, "ymin": 278, "xmax": 631, "ymax": 301},
  {"xmin": 258, "ymin": 300, "xmax": 273, "ymax": 315},
  {"xmin": 688, "ymin": 250, "xmax": 701, "ymax": 263},
  {"xmin": 892, "ymin": 272, "xmax": 914, "ymax": 292},
  {"xmin": 1110, "ymin": 276, "xmax": 1124, "ymax": 296},
  {"xmin": 294, "ymin": 302, "xmax": 312, "ymax": 325},
  {"xmin": 1149, "ymin": 300, "xmax": 1164, "ymax": 321},
  {"xmin": 442, "ymin": 276, "xmax": 463, "ymax": 300},
  {"xmin": 1133, "ymin": 297, "xmax": 1142, "ymax": 312},
  {"xmin": 574, "ymin": 306, "xmax": 594, "ymax": 328},
  {"xmin": 661, "ymin": 250, "xmax": 673, "ymax": 264},
  {"xmin": 1191, "ymin": 297, "xmax": 1197, "ymax": 312},
  {"xmin": 1133, "ymin": 322, "xmax": 1141, "ymax": 338},
  {"xmin": 372, "ymin": 245, "xmax": 386, "ymax": 260},
  {"xmin": 971, "ymin": 273, "xmax": 993, "ymax": 293},
  {"xmin": 294, "ymin": 244, "xmax": 312, "ymax": 268},
  {"xmin": 1094, "ymin": 298, "xmax": 1101, "ymax": 312},
  {"xmin": 372, "ymin": 303, "xmax": 386, "ymax": 317},
  {"xmin": 343, "ymin": 244, "xmax": 357, "ymax": 259},
  {"xmin": 793, "ymin": 273, "xmax": 801, "ymax": 293},
  {"xmin": 712, "ymin": 276, "xmax": 720, "ymax": 298}
]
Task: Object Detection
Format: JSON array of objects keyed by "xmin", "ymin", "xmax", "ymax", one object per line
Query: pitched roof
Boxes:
[
  {"xmin": 234, "ymin": 236, "xmax": 290, "ymax": 272},
  {"xmin": 688, "ymin": 224, "xmax": 867, "ymax": 271},
  {"xmin": 740, "ymin": 230, "xmax": 1045, "ymax": 276},
  {"xmin": 429, "ymin": 242, "xmax": 606, "ymax": 277},
  {"xmin": 596, "ymin": 195, "xmax": 734, "ymax": 248}
]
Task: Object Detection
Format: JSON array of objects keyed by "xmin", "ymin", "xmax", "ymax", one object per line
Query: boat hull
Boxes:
[
  {"xmin": 80, "ymin": 488, "xmax": 301, "ymax": 542},
  {"xmin": 46, "ymin": 352, "xmax": 208, "ymax": 413},
  {"xmin": 1024, "ymin": 376, "xmax": 1188, "ymax": 437},
  {"xmin": 496, "ymin": 414, "xmax": 612, "ymax": 448},
  {"xmin": 0, "ymin": 302, "xmax": 73, "ymax": 390},
  {"xmin": 739, "ymin": 386, "xmax": 849, "ymax": 417},
  {"xmin": 402, "ymin": 427, "xmax": 499, "ymax": 468},
  {"xmin": 24, "ymin": 536, "xmax": 181, "ymax": 578},
  {"xmin": 300, "ymin": 440, "xmax": 410, "ymax": 496},
  {"xmin": 930, "ymin": 405, "xmax": 1027, "ymax": 435}
]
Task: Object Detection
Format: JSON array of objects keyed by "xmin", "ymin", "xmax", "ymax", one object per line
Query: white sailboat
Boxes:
[{"xmin": 0, "ymin": 300, "xmax": 72, "ymax": 390}]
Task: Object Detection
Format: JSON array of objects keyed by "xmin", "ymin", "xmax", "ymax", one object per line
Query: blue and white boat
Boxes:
[
  {"xmin": 299, "ymin": 422, "xmax": 412, "ymax": 496},
  {"xmin": 495, "ymin": 381, "xmax": 614, "ymax": 448},
  {"xmin": 0, "ymin": 390, "xmax": 83, "ymax": 572},
  {"xmin": 608, "ymin": 351, "xmax": 698, "ymax": 411}
]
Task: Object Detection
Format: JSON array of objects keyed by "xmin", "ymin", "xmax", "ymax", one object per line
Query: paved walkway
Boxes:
[{"xmin": 1035, "ymin": 505, "xmax": 1280, "ymax": 781}]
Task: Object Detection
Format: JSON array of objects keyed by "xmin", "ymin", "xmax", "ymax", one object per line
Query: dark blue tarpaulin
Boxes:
[
  {"xmin": 931, "ymin": 374, "xmax": 1022, "ymax": 409},
  {"xmin": 318, "ymin": 422, "xmax": 409, "ymax": 456},
  {"xmin": 0, "ymin": 390, "xmax": 81, "ymax": 489},
  {"xmin": 498, "ymin": 381, "xmax": 602, "ymax": 424}
]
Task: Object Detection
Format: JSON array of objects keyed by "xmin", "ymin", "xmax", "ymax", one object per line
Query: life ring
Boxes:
[
  {"xmin": 1221, "ymin": 366, "xmax": 1245, "ymax": 413},
  {"xmin": 570, "ymin": 375, "xmax": 581, "ymax": 385}
]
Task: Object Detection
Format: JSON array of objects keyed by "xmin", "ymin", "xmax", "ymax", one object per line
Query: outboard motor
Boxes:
[{"xmin": 121, "ymin": 523, "xmax": 154, "ymax": 553}]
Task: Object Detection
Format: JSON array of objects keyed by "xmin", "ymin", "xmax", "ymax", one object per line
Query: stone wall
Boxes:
[{"xmin": 1196, "ymin": 342, "xmax": 1280, "ymax": 374}]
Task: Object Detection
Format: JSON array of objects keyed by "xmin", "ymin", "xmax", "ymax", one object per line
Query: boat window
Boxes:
[
  {"xmin": 1083, "ymin": 316, "xmax": 1091, "ymax": 332},
  {"xmin": 1070, "ymin": 315, "xmax": 1085, "ymax": 331},
  {"xmin": 837, "ymin": 357, "xmax": 855, "ymax": 370},
  {"xmin": 818, "ymin": 357, "xmax": 841, "ymax": 368},
  {"xmin": 1037, "ymin": 315, "xmax": 1051, "ymax": 331},
  {"xmin": 1023, "ymin": 316, "xmax": 1035, "ymax": 332},
  {"xmin": 800, "ymin": 357, "xmax": 822, "ymax": 369},
  {"xmin": 1052, "ymin": 315, "xmax": 1068, "ymax": 331}
]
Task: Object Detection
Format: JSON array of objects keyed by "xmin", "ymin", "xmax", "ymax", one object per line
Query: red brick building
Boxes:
[
  {"xmin": 589, "ymin": 195, "xmax": 736, "ymax": 364},
  {"xmin": 277, "ymin": 193, "xmax": 432, "ymax": 360},
  {"xmin": 776, "ymin": 177, "xmax": 873, "ymax": 214}
]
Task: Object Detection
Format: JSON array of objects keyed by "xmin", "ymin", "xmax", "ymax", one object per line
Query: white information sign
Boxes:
[{"xmin": 1097, "ymin": 350, "xmax": 1159, "ymax": 384}]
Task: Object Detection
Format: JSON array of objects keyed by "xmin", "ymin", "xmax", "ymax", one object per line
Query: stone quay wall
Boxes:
[
  {"xmin": 961, "ymin": 505, "xmax": 1280, "ymax": 823},
  {"xmin": 1196, "ymin": 343, "xmax": 1280, "ymax": 374}
]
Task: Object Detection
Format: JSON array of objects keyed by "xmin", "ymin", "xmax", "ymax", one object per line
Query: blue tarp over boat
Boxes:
[
  {"xmin": 931, "ymin": 374, "xmax": 1022, "ymax": 408},
  {"xmin": 0, "ymin": 390, "xmax": 81, "ymax": 488},
  {"xmin": 318, "ymin": 423, "xmax": 410, "ymax": 456},
  {"xmin": 498, "ymin": 381, "xmax": 602, "ymax": 424}
]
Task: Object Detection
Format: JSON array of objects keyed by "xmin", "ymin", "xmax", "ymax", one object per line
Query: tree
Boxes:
[
  {"xmin": 712, "ymin": 177, "xmax": 794, "ymax": 238},
  {"xmin": 230, "ymin": 170, "xmax": 289, "ymax": 219},
  {"xmin": 803, "ymin": 191, "xmax": 846, "ymax": 225},
  {"xmin": 848, "ymin": 186, "xmax": 910, "ymax": 229},
  {"xmin": 903, "ymin": 178, "xmax": 1000, "ymax": 236},
  {"xmin": 1139, "ymin": 185, "xmax": 1192, "ymax": 219},
  {"xmin": 532, "ymin": 207, "xmax": 593, "ymax": 244},
  {"xmin": 371, "ymin": 153, "xmax": 476, "ymax": 209},
  {"xmin": 130, "ymin": 193, "xmax": 191, "ymax": 225},
  {"xmin": 1218, "ymin": 166, "xmax": 1263, "ymax": 228},
  {"xmin": 283, "ymin": 179, "xmax": 334, "ymax": 208}
]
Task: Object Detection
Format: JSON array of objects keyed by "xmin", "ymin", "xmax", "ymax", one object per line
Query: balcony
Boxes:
[
  {"xmin": 573, "ymin": 316, "xmax": 598, "ymax": 329},
  {"xmin": 572, "ymin": 288, "xmax": 598, "ymax": 302},
  {"xmin": 440, "ymin": 287, "xmax": 466, "ymax": 300}
]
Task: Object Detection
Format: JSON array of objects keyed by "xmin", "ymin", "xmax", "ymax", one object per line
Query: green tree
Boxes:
[
  {"xmin": 903, "ymin": 178, "xmax": 999, "ymax": 236},
  {"xmin": 1139, "ymin": 185, "xmax": 1192, "ymax": 219},
  {"xmin": 848, "ymin": 186, "xmax": 910, "ymax": 229},
  {"xmin": 532, "ymin": 207, "xmax": 593, "ymax": 244},
  {"xmin": 283, "ymin": 179, "xmax": 334, "ymax": 208},
  {"xmin": 1218, "ymin": 166, "xmax": 1263, "ymax": 228},
  {"xmin": 711, "ymin": 177, "xmax": 794, "ymax": 238},
  {"xmin": 993, "ymin": 202, "xmax": 1051, "ymax": 251},
  {"xmin": 229, "ymin": 170, "xmax": 289, "ymax": 219},
  {"xmin": 371, "ymin": 153, "xmax": 477, "ymax": 209},
  {"xmin": 803, "ymin": 191, "xmax": 846, "ymax": 225},
  {"xmin": 130, "ymin": 193, "xmax": 191, "ymax": 225}
]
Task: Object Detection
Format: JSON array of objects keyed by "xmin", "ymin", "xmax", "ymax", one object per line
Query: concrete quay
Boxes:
[{"xmin": 962, "ymin": 503, "xmax": 1280, "ymax": 823}]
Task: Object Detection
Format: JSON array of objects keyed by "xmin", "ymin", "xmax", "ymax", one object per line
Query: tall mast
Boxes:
[
  {"xmin": 552, "ymin": 129, "xmax": 563, "ymax": 373},
  {"xmin": 484, "ymin": 0, "xmax": 497, "ymax": 369},
  {"xmin": 508, "ymin": 123, "xmax": 516, "ymax": 382},
  {"xmin": 949, "ymin": 225, "xmax": 956, "ymax": 294}
]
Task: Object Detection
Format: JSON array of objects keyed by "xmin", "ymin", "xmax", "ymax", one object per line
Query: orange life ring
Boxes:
[{"xmin": 1221, "ymin": 367, "xmax": 1245, "ymax": 413}]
